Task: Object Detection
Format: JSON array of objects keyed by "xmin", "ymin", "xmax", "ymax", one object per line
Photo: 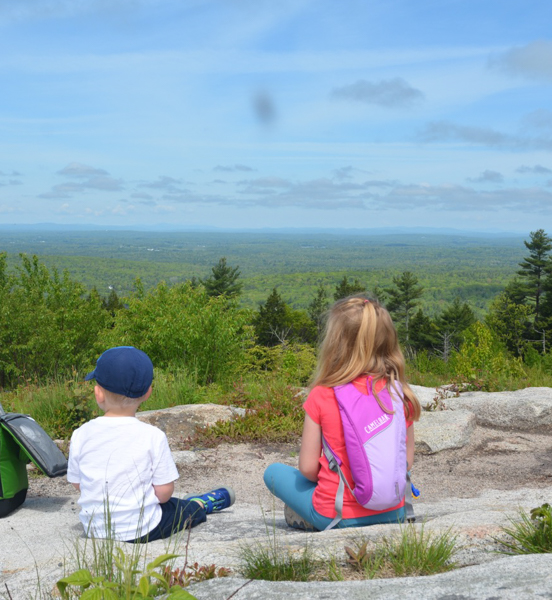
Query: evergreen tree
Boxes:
[
  {"xmin": 203, "ymin": 257, "xmax": 243, "ymax": 298},
  {"xmin": 308, "ymin": 284, "xmax": 330, "ymax": 336},
  {"xmin": 333, "ymin": 276, "xmax": 366, "ymax": 301},
  {"xmin": 408, "ymin": 309, "xmax": 438, "ymax": 352},
  {"xmin": 102, "ymin": 288, "xmax": 125, "ymax": 315},
  {"xmin": 486, "ymin": 291, "xmax": 533, "ymax": 356},
  {"xmin": 385, "ymin": 271, "xmax": 424, "ymax": 343},
  {"xmin": 372, "ymin": 284, "xmax": 388, "ymax": 304},
  {"xmin": 517, "ymin": 229, "xmax": 552, "ymax": 325},
  {"xmin": 253, "ymin": 288, "xmax": 290, "ymax": 346},
  {"xmin": 436, "ymin": 298, "xmax": 476, "ymax": 351}
]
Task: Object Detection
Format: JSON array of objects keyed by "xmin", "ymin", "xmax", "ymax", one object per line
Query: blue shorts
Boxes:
[{"xmin": 264, "ymin": 463, "xmax": 405, "ymax": 531}]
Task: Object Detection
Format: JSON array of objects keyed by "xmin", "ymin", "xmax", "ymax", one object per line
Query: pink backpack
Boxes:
[{"xmin": 322, "ymin": 378, "xmax": 412, "ymax": 529}]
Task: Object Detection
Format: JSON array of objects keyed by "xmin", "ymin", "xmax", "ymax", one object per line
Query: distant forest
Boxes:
[{"xmin": 0, "ymin": 230, "xmax": 525, "ymax": 317}]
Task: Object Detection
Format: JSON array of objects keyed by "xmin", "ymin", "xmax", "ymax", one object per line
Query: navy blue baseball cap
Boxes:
[{"xmin": 85, "ymin": 346, "xmax": 154, "ymax": 398}]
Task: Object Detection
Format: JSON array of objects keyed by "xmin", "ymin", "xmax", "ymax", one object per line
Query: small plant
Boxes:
[
  {"xmin": 164, "ymin": 561, "xmax": 231, "ymax": 586},
  {"xmin": 240, "ymin": 541, "xmax": 316, "ymax": 582},
  {"xmin": 57, "ymin": 549, "xmax": 197, "ymax": 599},
  {"xmin": 239, "ymin": 511, "xmax": 318, "ymax": 582},
  {"xmin": 499, "ymin": 503, "xmax": 552, "ymax": 554},
  {"xmin": 345, "ymin": 524, "xmax": 459, "ymax": 578}
]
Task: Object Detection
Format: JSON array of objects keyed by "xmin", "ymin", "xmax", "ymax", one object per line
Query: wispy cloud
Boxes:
[
  {"xmin": 330, "ymin": 78, "xmax": 424, "ymax": 108},
  {"xmin": 39, "ymin": 163, "xmax": 124, "ymax": 198},
  {"xmin": 418, "ymin": 120, "xmax": 552, "ymax": 151},
  {"xmin": 57, "ymin": 162, "xmax": 109, "ymax": 178},
  {"xmin": 138, "ymin": 176, "xmax": 184, "ymax": 191},
  {"xmin": 214, "ymin": 164, "xmax": 256, "ymax": 172},
  {"xmin": 130, "ymin": 192, "xmax": 154, "ymax": 200},
  {"xmin": 522, "ymin": 109, "xmax": 552, "ymax": 131},
  {"xmin": 467, "ymin": 170, "xmax": 504, "ymax": 183},
  {"xmin": 490, "ymin": 40, "xmax": 552, "ymax": 82},
  {"xmin": 516, "ymin": 164, "xmax": 552, "ymax": 174}
]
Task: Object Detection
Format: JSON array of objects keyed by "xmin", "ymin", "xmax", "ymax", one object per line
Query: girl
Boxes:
[{"xmin": 263, "ymin": 295, "xmax": 421, "ymax": 531}]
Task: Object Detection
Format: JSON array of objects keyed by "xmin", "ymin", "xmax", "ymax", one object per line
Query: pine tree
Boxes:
[
  {"xmin": 308, "ymin": 284, "xmax": 330, "ymax": 336},
  {"xmin": 385, "ymin": 271, "xmax": 423, "ymax": 343},
  {"xmin": 333, "ymin": 276, "xmax": 366, "ymax": 301},
  {"xmin": 436, "ymin": 298, "xmax": 476, "ymax": 351},
  {"xmin": 253, "ymin": 288, "xmax": 290, "ymax": 346},
  {"xmin": 517, "ymin": 229, "xmax": 552, "ymax": 325},
  {"xmin": 203, "ymin": 257, "xmax": 243, "ymax": 298},
  {"xmin": 408, "ymin": 309, "xmax": 438, "ymax": 352}
]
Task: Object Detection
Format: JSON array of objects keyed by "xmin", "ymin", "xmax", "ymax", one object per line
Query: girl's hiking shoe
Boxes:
[
  {"xmin": 284, "ymin": 504, "xmax": 317, "ymax": 531},
  {"xmin": 184, "ymin": 487, "xmax": 235, "ymax": 514}
]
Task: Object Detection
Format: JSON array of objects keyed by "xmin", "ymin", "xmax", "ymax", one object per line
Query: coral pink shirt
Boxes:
[{"xmin": 303, "ymin": 376, "xmax": 413, "ymax": 519}]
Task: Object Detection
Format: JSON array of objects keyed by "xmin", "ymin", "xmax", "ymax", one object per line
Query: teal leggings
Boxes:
[{"xmin": 263, "ymin": 463, "xmax": 405, "ymax": 531}]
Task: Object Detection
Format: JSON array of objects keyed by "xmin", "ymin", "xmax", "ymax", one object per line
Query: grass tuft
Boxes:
[
  {"xmin": 498, "ymin": 503, "xmax": 552, "ymax": 555},
  {"xmin": 345, "ymin": 524, "xmax": 459, "ymax": 578},
  {"xmin": 239, "ymin": 511, "xmax": 318, "ymax": 582}
]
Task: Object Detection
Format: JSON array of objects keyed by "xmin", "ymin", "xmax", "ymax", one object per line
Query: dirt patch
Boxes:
[{"xmin": 27, "ymin": 426, "xmax": 552, "ymax": 508}]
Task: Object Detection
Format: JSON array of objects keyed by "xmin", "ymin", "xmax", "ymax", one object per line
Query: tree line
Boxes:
[{"xmin": 0, "ymin": 230, "xmax": 549, "ymax": 390}]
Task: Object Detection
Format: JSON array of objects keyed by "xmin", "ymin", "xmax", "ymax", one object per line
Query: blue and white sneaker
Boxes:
[{"xmin": 184, "ymin": 487, "xmax": 235, "ymax": 514}]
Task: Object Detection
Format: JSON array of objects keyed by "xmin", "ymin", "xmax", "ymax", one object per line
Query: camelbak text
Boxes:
[{"xmin": 364, "ymin": 414, "xmax": 390, "ymax": 433}]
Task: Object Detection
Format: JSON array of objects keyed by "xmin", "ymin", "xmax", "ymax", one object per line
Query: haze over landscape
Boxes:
[{"xmin": 1, "ymin": 0, "xmax": 551, "ymax": 233}]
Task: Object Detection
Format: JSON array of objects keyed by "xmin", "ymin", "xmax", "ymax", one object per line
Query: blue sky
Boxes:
[{"xmin": 1, "ymin": 0, "xmax": 551, "ymax": 232}]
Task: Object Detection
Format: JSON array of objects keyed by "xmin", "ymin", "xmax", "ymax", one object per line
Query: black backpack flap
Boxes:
[{"xmin": 0, "ymin": 414, "xmax": 67, "ymax": 478}]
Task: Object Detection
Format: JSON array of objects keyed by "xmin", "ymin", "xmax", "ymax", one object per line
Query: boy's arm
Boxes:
[{"xmin": 153, "ymin": 482, "xmax": 174, "ymax": 503}]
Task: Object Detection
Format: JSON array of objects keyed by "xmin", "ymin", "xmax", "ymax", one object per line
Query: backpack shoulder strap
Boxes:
[{"xmin": 322, "ymin": 435, "xmax": 355, "ymax": 530}]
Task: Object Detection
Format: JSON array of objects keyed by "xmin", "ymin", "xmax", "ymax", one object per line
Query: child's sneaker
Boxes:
[
  {"xmin": 284, "ymin": 504, "xmax": 317, "ymax": 531},
  {"xmin": 184, "ymin": 487, "xmax": 235, "ymax": 514}
]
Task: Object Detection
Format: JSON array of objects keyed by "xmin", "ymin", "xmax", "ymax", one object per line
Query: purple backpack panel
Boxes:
[{"xmin": 332, "ymin": 379, "xmax": 407, "ymax": 511}]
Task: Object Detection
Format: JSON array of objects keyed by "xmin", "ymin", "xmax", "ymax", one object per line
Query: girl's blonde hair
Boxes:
[{"xmin": 312, "ymin": 295, "xmax": 421, "ymax": 422}]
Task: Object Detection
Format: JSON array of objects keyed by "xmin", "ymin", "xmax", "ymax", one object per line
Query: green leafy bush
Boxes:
[
  {"xmin": 57, "ymin": 550, "xmax": 197, "ymax": 599},
  {"xmin": 449, "ymin": 322, "xmax": 526, "ymax": 390},
  {"xmin": 243, "ymin": 343, "xmax": 316, "ymax": 385},
  {"xmin": 100, "ymin": 281, "xmax": 252, "ymax": 385},
  {"xmin": 0, "ymin": 254, "xmax": 108, "ymax": 388}
]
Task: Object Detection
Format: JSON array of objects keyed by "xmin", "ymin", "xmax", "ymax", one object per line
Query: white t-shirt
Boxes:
[{"xmin": 67, "ymin": 416, "xmax": 179, "ymax": 540}]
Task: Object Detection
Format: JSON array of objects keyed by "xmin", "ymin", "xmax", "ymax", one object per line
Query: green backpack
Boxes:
[{"xmin": 0, "ymin": 403, "xmax": 68, "ymax": 518}]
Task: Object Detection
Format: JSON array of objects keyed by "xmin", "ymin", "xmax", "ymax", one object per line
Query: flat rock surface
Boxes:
[
  {"xmin": 188, "ymin": 554, "xmax": 552, "ymax": 600},
  {"xmin": 2, "ymin": 386, "xmax": 552, "ymax": 598},
  {"xmin": 415, "ymin": 409, "xmax": 477, "ymax": 454},
  {"xmin": 450, "ymin": 387, "xmax": 552, "ymax": 430},
  {"xmin": 136, "ymin": 403, "xmax": 245, "ymax": 444}
]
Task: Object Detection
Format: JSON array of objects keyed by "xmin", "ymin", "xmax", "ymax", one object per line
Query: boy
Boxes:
[{"xmin": 67, "ymin": 346, "xmax": 234, "ymax": 542}]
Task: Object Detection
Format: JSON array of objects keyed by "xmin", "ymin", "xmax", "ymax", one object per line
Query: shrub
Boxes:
[
  {"xmin": 449, "ymin": 322, "xmax": 526, "ymax": 390},
  {"xmin": 189, "ymin": 375, "xmax": 304, "ymax": 445},
  {"xmin": 243, "ymin": 343, "xmax": 316, "ymax": 385},
  {"xmin": 100, "ymin": 281, "xmax": 251, "ymax": 385},
  {"xmin": 0, "ymin": 254, "xmax": 108, "ymax": 388}
]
